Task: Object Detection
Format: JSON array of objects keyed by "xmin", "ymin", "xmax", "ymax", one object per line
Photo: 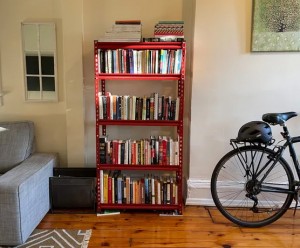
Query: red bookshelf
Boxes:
[{"xmin": 94, "ymin": 40, "xmax": 186, "ymax": 214}]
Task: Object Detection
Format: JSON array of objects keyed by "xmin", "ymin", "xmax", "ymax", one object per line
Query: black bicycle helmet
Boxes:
[{"xmin": 237, "ymin": 121, "xmax": 272, "ymax": 144}]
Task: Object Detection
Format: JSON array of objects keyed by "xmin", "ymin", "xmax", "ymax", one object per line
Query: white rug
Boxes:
[{"xmin": 14, "ymin": 229, "xmax": 92, "ymax": 248}]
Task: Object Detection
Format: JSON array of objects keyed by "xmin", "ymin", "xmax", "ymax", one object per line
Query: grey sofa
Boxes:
[{"xmin": 0, "ymin": 121, "xmax": 58, "ymax": 246}]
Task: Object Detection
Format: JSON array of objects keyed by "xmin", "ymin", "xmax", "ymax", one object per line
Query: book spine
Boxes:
[
  {"xmin": 117, "ymin": 176, "xmax": 123, "ymax": 204},
  {"xmin": 103, "ymin": 172, "xmax": 109, "ymax": 203},
  {"xmin": 99, "ymin": 136, "xmax": 107, "ymax": 164},
  {"xmin": 151, "ymin": 176, "xmax": 155, "ymax": 204},
  {"xmin": 108, "ymin": 174, "xmax": 112, "ymax": 204},
  {"xmin": 100, "ymin": 170, "xmax": 104, "ymax": 203}
]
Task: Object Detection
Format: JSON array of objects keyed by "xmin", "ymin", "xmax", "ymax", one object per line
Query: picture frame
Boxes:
[{"xmin": 251, "ymin": 0, "xmax": 300, "ymax": 52}]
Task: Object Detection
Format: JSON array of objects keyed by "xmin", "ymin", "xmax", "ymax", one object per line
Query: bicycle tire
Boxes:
[{"xmin": 211, "ymin": 145, "xmax": 294, "ymax": 227}]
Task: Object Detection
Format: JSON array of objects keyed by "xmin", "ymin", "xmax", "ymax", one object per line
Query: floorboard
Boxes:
[{"xmin": 37, "ymin": 206, "xmax": 300, "ymax": 247}]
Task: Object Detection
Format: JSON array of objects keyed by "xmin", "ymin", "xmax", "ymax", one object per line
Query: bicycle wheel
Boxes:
[{"xmin": 211, "ymin": 145, "xmax": 294, "ymax": 227}]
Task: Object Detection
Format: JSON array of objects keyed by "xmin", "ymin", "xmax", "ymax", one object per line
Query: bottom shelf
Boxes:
[{"xmin": 97, "ymin": 203, "xmax": 183, "ymax": 214}]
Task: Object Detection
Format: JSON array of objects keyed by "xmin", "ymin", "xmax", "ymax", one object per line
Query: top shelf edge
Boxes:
[
  {"xmin": 95, "ymin": 74, "xmax": 183, "ymax": 80},
  {"xmin": 94, "ymin": 41, "xmax": 185, "ymax": 50}
]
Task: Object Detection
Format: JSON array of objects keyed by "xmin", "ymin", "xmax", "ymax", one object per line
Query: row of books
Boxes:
[
  {"xmin": 96, "ymin": 48, "xmax": 183, "ymax": 74},
  {"xmin": 99, "ymin": 136, "xmax": 179, "ymax": 165},
  {"xmin": 98, "ymin": 92, "xmax": 180, "ymax": 121},
  {"xmin": 100, "ymin": 170, "xmax": 178, "ymax": 205},
  {"xmin": 98, "ymin": 20, "xmax": 142, "ymax": 42}
]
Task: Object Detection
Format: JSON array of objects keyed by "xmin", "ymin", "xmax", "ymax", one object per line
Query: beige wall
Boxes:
[
  {"xmin": 3, "ymin": 0, "xmax": 299, "ymax": 205},
  {"xmin": 82, "ymin": 0, "xmax": 184, "ymax": 166},
  {"xmin": 0, "ymin": 0, "xmax": 84, "ymax": 167},
  {"xmin": 187, "ymin": 0, "xmax": 300, "ymax": 205},
  {"xmin": 0, "ymin": 0, "xmax": 183, "ymax": 169}
]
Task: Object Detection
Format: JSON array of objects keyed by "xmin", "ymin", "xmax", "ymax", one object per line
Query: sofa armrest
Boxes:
[
  {"xmin": 0, "ymin": 153, "xmax": 57, "ymax": 191},
  {"xmin": 0, "ymin": 153, "xmax": 58, "ymax": 246}
]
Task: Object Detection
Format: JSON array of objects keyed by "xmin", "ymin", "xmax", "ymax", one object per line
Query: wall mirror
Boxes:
[{"xmin": 22, "ymin": 23, "xmax": 58, "ymax": 101}]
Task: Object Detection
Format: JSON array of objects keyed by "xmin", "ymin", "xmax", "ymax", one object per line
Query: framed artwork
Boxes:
[{"xmin": 251, "ymin": 0, "xmax": 300, "ymax": 52}]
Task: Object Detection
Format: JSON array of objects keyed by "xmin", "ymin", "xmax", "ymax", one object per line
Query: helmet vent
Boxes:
[{"xmin": 250, "ymin": 130, "xmax": 260, "ymax": 135}]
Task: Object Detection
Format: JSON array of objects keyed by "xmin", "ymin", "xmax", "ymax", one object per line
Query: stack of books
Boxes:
[
  {"xmin": 98, "ymin": 20, "xmax": 142, "ymax": 42},
  {"xmin": 154, "ymin": 21, "xmax": 184, "ymax": 41}
]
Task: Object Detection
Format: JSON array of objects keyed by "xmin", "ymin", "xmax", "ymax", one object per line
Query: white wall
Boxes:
[{"xmin": 187, "ymin": 0, "xmax": 300, "ymax": 205}]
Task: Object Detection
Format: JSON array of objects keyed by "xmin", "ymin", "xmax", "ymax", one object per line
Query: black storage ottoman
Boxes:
[{"xmin": 50, "ymin": 168, "xmax": 96, "ymax": 213}]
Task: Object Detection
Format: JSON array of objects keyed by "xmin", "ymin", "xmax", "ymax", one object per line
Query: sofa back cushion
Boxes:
[{"xmin": 0, "ymin": 121, "xmax": 35, "ymax": 174}]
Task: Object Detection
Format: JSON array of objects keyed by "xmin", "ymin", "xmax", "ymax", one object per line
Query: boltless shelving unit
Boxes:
[{"xmin": 94, "ymin": 40, "xmax": 186, "ymax": 214}]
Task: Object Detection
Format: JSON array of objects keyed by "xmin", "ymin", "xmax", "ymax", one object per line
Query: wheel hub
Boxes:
[{"xmin": 245, "ymin": 179, "xmax": 261, "ymax": 195}]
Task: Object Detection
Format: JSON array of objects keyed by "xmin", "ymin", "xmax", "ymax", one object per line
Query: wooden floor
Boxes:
[{"xmin": 37, "ymin": 206, "xmax": 300, "ymax": 248}]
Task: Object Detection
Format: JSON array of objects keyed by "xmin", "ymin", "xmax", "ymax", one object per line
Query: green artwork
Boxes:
[{"xmin": 251, "ymin": 0, "xmax": 300, "ymax": 52}]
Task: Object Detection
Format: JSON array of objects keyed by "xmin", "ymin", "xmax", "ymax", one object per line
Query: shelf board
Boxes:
[
  {"xmin": 97, "ymin": 120, "xmax": 181, "ymax": 126},
  {"xmin": 95, "ymin": 41, "xmax": 184, "ymax": 50},
  {"xmin": 97, "ymin": 165, "xmax": 180, "ymax": 171},
  {"xmin": 97, "ymin": 203, "xmax": 180, "ymax": 211},
  {"xmin": 95, "ymin": 73, "xmax": 182, "ymax": 80}
]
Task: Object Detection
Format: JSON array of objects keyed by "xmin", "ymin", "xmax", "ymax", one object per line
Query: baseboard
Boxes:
[
  {"xmin": 185, "ymin": 178, "xmax": 289, "ymax": 208},
  {"xmin": 185, "ymin": 178, "xmax": 215, "ymax": 206}
]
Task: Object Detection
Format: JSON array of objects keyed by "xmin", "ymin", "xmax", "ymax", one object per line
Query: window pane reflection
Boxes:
[
  {"xmin": 41, "ymin": 56, "xmax": 54, "ymax": 75},
  {"xmin": 42, "ymin": 77, "xmax": 55, "ymax": 91},
  {"xmin": 27, "ymin": 76, "xmax": 40, "ymax": 91},
  {"xmin": 26, "ymin": 56, "xmax": 39, "ymax": 74}
]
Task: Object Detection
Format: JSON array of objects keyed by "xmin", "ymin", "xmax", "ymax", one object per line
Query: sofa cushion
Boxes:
[{"xmin": 0, "ymin": 121, "xmax": 35, "ymax": 174}]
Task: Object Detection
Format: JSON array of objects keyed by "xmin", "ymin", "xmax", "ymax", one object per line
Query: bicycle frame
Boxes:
[{"xmin": 231, "ymin": 122, "xmax": 300, "ymax": 196}]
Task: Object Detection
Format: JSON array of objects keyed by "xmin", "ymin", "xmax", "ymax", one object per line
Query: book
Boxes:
[
  {"xmin": 103, "ymin": 172, "xmax": 109, "ymax": 203},
  {"xmin": 115, "ymin": 20, "xmax": 141, "ymax": 25},
  {"xmin": 100, "ymin": 170, "xmax": 104, "ymax": 203},
  {"xmin": 97, "ymin": 210, "xmax": 121, "ymax": 216},
  {"xmin": 117, "ymin": 174, "xmax": 123, "ymax": 204},
  {"xmin": 108, "ymin": 173, "xmax": 112, "ymax": 204},
  {"xmin": 99, "ymin": 136, "xmax": 107, "ymax": 164},
  {"xmin": 125, "ymin": 176, "xmax": 131, "ymax": 204}
]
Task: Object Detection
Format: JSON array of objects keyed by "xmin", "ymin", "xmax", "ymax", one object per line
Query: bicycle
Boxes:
[{"xmin": 210, "ymin": 111, "xmax": 300, "ymax": 227}]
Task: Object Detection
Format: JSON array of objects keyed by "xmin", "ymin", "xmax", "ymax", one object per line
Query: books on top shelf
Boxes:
[
  {"xmin": 98, "ymin": 20, "xmax": 142, "ymax": 42},
  {"xmin": 154, "ymin": 20, "xmax": 184, "ymax": 41},
  {"xmin": 96, "ymin": 47, "xmax": 182, "ymax": 74}
]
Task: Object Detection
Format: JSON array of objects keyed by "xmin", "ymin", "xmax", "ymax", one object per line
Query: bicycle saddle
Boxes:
[{"xmin": 262, "ymin": 112, "xmax": 298, "ymax": 125}]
